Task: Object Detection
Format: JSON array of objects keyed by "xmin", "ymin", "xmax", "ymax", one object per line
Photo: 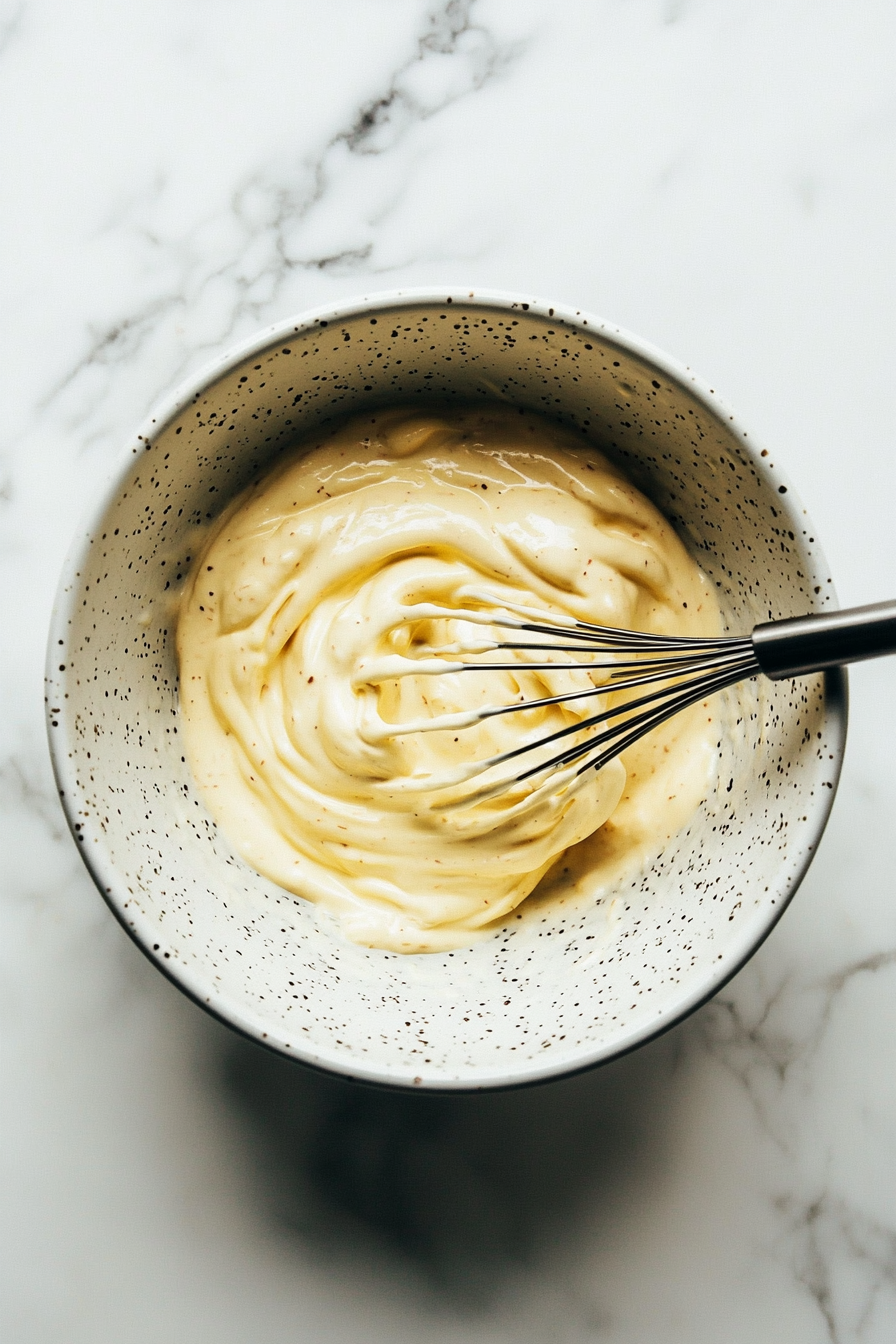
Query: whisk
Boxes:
[{"xmin": 371, "ymin": 596, "xmax": 896, "ymax": 808}]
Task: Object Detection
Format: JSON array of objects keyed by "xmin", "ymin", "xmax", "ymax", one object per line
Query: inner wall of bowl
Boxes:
[{"xmin": 51, "ymin": 297, "xmax": 844, "ymax": 1087}]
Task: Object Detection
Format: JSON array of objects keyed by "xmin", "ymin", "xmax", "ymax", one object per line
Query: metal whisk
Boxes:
[{"xmin": 371, "ymin": 596, "xmax": 896, "ymax": 809}]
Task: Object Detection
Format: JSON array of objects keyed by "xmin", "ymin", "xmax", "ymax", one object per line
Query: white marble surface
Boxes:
[{"xmin": 2, "ymin": 1, "xmax": 896, "ymax": 1339}]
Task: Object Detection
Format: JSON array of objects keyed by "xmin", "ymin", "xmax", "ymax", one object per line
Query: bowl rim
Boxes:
[{"xmin": 45, "ymin": 286, "xmax": 848, "ymax": 1091}]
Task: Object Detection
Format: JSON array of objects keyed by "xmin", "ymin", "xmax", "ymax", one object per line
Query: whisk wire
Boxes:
[
  {"xmin": 532, "ymin": 658, "xmax": 757, "ymax": 783},
  {"xmin": 394, "ymin": 593, "xmax": 896, "ymax": 810},
  {"xmin": 498, "ymin": 653, "xmax": 758, "ymax": 785},
  {"xmin": 434, "ymin": 655, "xmax": 758, "ymax": 813}
]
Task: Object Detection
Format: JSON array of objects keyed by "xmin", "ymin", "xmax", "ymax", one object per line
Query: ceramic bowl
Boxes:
[{"xmin": 46, "ymin": 289, "xmax": 846, "ymax": 1090}]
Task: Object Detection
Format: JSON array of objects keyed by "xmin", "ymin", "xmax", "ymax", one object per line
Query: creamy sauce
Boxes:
[{"xmin": 177, "ymin": 408, "xmax": 720, "ymax": 952}]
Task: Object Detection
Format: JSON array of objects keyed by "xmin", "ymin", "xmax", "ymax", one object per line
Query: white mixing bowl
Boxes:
[{"xmin": 46, "ymin": 289, "xmax": 846, "ymax": 1090}]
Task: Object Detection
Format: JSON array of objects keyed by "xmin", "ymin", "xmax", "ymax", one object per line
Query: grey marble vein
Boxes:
[
  {"xmin": 0, "ymin": 1, "xmax": 25, "ymax": 59},
  {"xmin": 43, "ymin": 0, "xmax": 524, "ymax": 441},
  {"xmin": 775, "ymin": 1192, "xmax": 896, "ymax": 1344}
]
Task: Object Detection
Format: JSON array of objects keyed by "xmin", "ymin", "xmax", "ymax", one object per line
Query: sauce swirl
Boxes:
[{"xmin": 177, "ymin": 408, "xmax": 719, "ymax": 951}]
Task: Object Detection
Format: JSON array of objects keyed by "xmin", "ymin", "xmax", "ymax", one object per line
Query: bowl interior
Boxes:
[{"xmin": 47, "ymin": 293, "xmax": 846, "ymax": 1089}]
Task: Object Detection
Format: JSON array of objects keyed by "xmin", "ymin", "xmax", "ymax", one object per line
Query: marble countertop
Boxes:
[{"xmin": 3, "ymin": 2, "xmax": 896, "ymax": 1340}]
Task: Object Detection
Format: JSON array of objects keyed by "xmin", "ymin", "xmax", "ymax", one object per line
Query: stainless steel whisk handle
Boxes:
[{"xmin": 751, "ymin": 599, "xmax": 896, "ymax": 679}]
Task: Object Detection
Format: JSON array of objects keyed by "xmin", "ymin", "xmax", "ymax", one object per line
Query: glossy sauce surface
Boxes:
[{"xmin": 177, "ymin": 408, "xmax": 720, "ymax": 951}]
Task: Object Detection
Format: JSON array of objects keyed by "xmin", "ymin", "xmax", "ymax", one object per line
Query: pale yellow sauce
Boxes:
[{"xmin": 177, "ymin": 408, "xmax": 720, "ymax": 952}]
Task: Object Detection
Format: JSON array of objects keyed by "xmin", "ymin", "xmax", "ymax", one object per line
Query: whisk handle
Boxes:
[{"xmin": 752, "ymin": 599, "xmax": 896, "ymax": 679}]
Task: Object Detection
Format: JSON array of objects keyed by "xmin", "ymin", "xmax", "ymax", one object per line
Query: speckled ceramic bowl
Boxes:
[{"xmin": 46, "ymin": 289, "xmax": 846, "ymax": 1090}]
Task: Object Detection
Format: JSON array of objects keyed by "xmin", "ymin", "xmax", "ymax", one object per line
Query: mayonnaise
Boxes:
[{"xmin": 177, "ymin": 407, "xmax": 720, "ymax": 952}]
